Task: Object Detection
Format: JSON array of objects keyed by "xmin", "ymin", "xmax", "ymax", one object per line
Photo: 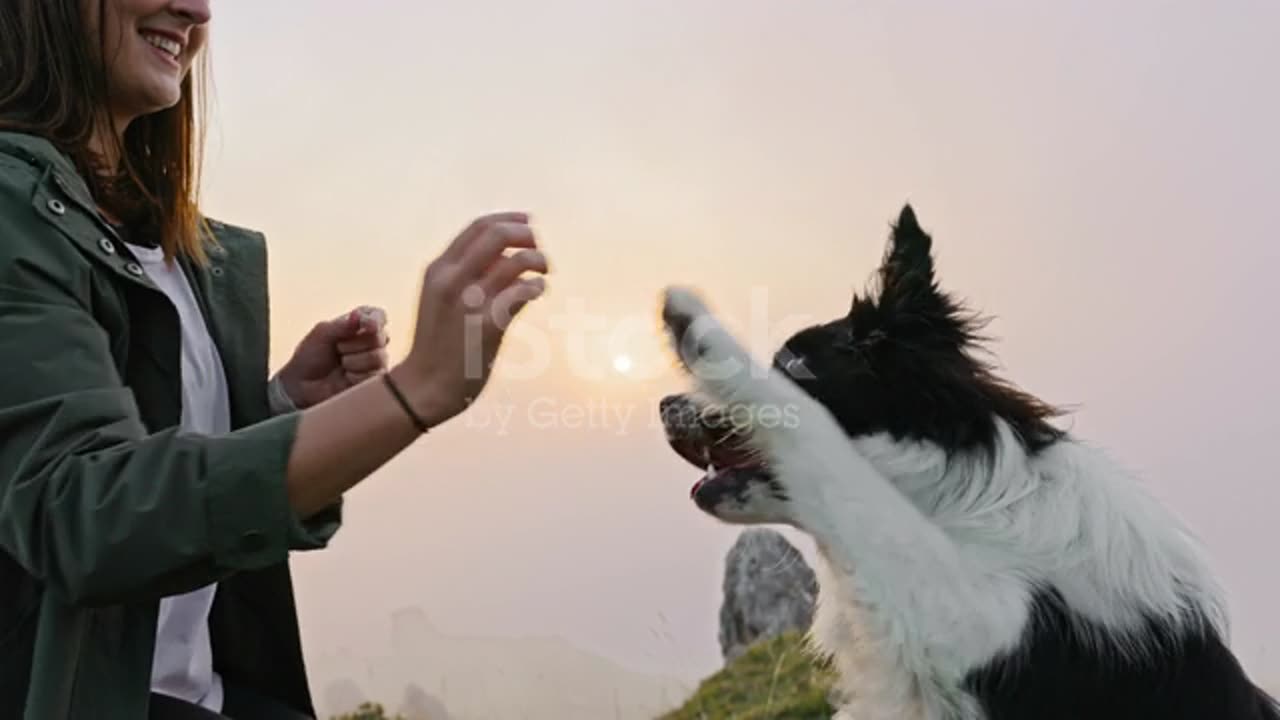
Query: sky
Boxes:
[{"xmin": 196, "ymin": 0, "xmax": 1280, "ymax": 710}]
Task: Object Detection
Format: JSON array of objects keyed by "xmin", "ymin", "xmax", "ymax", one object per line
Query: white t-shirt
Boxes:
[{"xmin": 126, "ymin": 242, "xmax": 229, "ymax": 712}]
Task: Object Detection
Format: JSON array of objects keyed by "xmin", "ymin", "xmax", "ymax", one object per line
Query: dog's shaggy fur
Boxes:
[{"xmin": 658, "ymin": 205, "xmax": 1279, "ymax": 719}]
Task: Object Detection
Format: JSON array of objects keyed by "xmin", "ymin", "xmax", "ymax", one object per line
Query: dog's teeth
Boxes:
[{"xmin": 706, "ymin": 463, "xmax": 717, "ymax": 478}]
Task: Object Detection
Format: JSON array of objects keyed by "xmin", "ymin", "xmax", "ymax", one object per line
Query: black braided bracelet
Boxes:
[{"xmin": 382, "ymin": 372, "xmax": 430, "ymax": 434}]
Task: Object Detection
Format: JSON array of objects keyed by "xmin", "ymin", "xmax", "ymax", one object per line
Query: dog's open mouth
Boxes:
[
  {"xmin": 660, "ymin": 395, "xmax": 772, "ymax": 508},
  {"xmin": 669, "ymin": 428, "xmax": 768, "ymax": 497}
]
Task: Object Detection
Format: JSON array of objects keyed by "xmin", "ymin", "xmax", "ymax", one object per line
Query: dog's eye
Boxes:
[
  {"xmin": 776, "ymin": 349, "xmax": 813, "ymax": 380},
  {"xmin": 784, "ymin": 356, "xmax": 807, "ymax": 377}
]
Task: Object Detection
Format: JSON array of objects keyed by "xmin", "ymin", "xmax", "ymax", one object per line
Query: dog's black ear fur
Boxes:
[
  {"xmin": 873, "ymin": 203, "xmax": 941, "ymax": 316},
  {"xmin": 887, "ymin": 204, "xmax": 932, "ymax": 274}
]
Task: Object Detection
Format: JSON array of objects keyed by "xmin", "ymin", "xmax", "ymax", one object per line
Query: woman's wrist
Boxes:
[
  {"xmin": 385, "ymin": 361, "xmax": 452, "ymax": 432},
  {"xmin": 267, "ymin": 372, "xmax": 299, "ymax": 415},
  {"xmin": 286, "ymin": 361, "xmax": 435, "ymax": 518}
]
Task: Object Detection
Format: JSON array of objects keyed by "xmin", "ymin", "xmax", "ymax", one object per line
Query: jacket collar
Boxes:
[
  {"xmin": 0, "ymin": 131, "xmax": 105, "ymax": 220},
  {"xmin": 0, "ymin": 131, "xmax": 234, "ymax": 286}
]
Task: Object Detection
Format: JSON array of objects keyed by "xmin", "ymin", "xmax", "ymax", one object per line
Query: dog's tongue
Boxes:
[
  {"xmin": 689, "ymin": 460, "xmax": 766, "ymax": 498},
  {"xmin": 669, "ymin": 431, "xmax": 761, "ymax": 498},
  {"xmin": 689, "ymin": 461, "xmax": 710, "ymax": 497},
  {"xmin": 690, "ymin": 476, "xmax": 705, "ymax": 498}
]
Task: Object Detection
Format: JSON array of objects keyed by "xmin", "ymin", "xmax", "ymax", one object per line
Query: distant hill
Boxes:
[
  {"xmin": 327, "ymin": 631, "xmax": 834, "ymax": 720},
  {"xmin": 315, "ymin": 606, "xmax": 691, "ymax": 719}
]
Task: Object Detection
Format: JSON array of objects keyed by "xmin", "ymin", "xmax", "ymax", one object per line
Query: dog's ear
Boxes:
[{"xmin": 874, "ymin": 203, "xmax": 941, "ymax": 316}]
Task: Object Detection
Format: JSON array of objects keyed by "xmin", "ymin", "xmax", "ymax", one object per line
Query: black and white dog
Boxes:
[{"xmin": 658, "ymin": 205, "xmax": 1279, "ymax": 719}]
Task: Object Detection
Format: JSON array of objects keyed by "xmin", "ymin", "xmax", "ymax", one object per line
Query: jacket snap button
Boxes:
[
  {"xmin": 98, "ymin": 237, "xmax": 116, "ymax": 254},
  {"xmin": 210, "ymin": 266, "xmax": 224, "ymax": 277},
  {"xmin": 125, "ymin": 262, "xmax": 144, "ymax": 276},
  {"xmin": 47, "ymin": 199, "xmax": 66, "ymax": 215}
]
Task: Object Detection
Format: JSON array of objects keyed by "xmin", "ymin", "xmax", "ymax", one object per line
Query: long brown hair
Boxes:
[{"xmin": 0, "ymin": 0, "xmax": 214, "ymax": 264}]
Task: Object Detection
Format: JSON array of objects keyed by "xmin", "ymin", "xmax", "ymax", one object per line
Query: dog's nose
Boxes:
[
  {"xmin": 661, "ymin": 393, "xmax": 696, "ymax": 411},
  {"xmin": 660, "ymin": 394, "xmax": 693, "ymax": 427}
]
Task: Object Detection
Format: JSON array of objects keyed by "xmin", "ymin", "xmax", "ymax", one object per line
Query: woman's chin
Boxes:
[{"xmin": 111, "ymin": 83, "xmax": 184, "ymax": 124}]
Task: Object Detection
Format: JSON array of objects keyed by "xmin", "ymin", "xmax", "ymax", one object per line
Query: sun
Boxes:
[{"xmin": 612, "ymin": 354, "xmax": 634, "ymax": 374}]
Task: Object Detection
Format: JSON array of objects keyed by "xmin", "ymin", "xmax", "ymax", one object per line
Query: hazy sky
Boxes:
[{"xmin": 198, "ymin": 0, "xmax": 1280, "ymax": 697}]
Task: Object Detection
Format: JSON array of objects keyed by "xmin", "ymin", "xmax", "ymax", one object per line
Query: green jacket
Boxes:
[{"xmin": 0, "ymin": 131, "xmax": 342, "ymax": 719}]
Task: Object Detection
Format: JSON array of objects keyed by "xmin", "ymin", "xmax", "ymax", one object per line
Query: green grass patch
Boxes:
[{"xmin": 658, "ymin": 631, "xmax": 837, "ymax": 720}]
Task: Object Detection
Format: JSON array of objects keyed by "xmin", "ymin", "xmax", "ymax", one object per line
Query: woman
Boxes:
[{"xmin": 0, "ymin": 1, "xmax": 550, "ymax": 718}]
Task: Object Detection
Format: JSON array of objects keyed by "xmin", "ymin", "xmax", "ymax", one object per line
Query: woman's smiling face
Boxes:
[{"xmin": 87, "ymin": 0, "xmax": 212, "ymax": 125}]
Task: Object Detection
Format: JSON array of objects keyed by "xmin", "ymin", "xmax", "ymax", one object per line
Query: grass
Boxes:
[{"xmin": 657, "ymin": 631, "xmax": 837, "ymax": 720}]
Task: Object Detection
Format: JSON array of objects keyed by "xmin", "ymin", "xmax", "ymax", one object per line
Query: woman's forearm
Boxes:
[{"xmin": 284, "ymin": 361, "xmax": 441, "ymax": 518}]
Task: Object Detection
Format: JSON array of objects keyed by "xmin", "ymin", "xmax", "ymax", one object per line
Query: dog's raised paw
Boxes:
[
  {"xmin": 661, "ymin": 286, "xmax": 717, "ymax": 365},
  {"xmin": 661, "ymin": 286, "xmax": 708, "ymax": 339},
  {"xmin": 661, "ymin": 285, "xmax": 763, "ymax": 394}
]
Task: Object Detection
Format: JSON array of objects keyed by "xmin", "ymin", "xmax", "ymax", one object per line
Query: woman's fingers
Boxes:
[
  {"xmin": 486, "ymin": 276, "xmax": 548, "ymax": 331},
  {"xmin": 444, "ymin": 212, "xmax": 532, "ymax": 265},
  {"xmin": 354, "ymin": 306, "xmax": 387, "ymax": 332},
  {"xmin": 456, "ymin": 220, "xmax": 538, "ymax": 280},
  {"xmin": 341, "ymin": 347, "xmax": 390, "ymax": 374},
  {"xmin": 336, "ymin": 327, "xmax": 388, "ymax": 355},
  {"xmin": 480, "ymin": 249, "xmax": 549, "ymax": 296}
]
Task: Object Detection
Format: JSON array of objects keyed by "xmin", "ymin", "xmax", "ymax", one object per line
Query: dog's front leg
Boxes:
[{"xmin": 662, "ymin": 287, "xmax": 1026, "ymax": 718}]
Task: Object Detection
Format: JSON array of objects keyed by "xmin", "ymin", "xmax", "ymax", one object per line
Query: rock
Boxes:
[{"xmin": 718, "ymin": 528, "xmax": 818, "ymax": 663}]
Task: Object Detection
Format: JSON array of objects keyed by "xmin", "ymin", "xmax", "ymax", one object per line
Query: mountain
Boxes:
[{"xmin": 314, "ymin": 606, "xmax": 691, "ymax": 720}]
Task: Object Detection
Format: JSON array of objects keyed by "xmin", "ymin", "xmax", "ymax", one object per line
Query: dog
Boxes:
[{"xmin": 657, "ymin": 205, "xmax": 1279, "ymax": 719}]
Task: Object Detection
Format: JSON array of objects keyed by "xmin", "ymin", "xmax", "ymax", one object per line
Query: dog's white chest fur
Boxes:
[{"xmin": 810, "ymin": 557, "xmax": 931, "ymax": 720}]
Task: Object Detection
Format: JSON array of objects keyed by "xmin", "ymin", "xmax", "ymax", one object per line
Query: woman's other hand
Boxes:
[{"xmin": 276, "ymin": 305, "xmax": 391, "ymax": 408}]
